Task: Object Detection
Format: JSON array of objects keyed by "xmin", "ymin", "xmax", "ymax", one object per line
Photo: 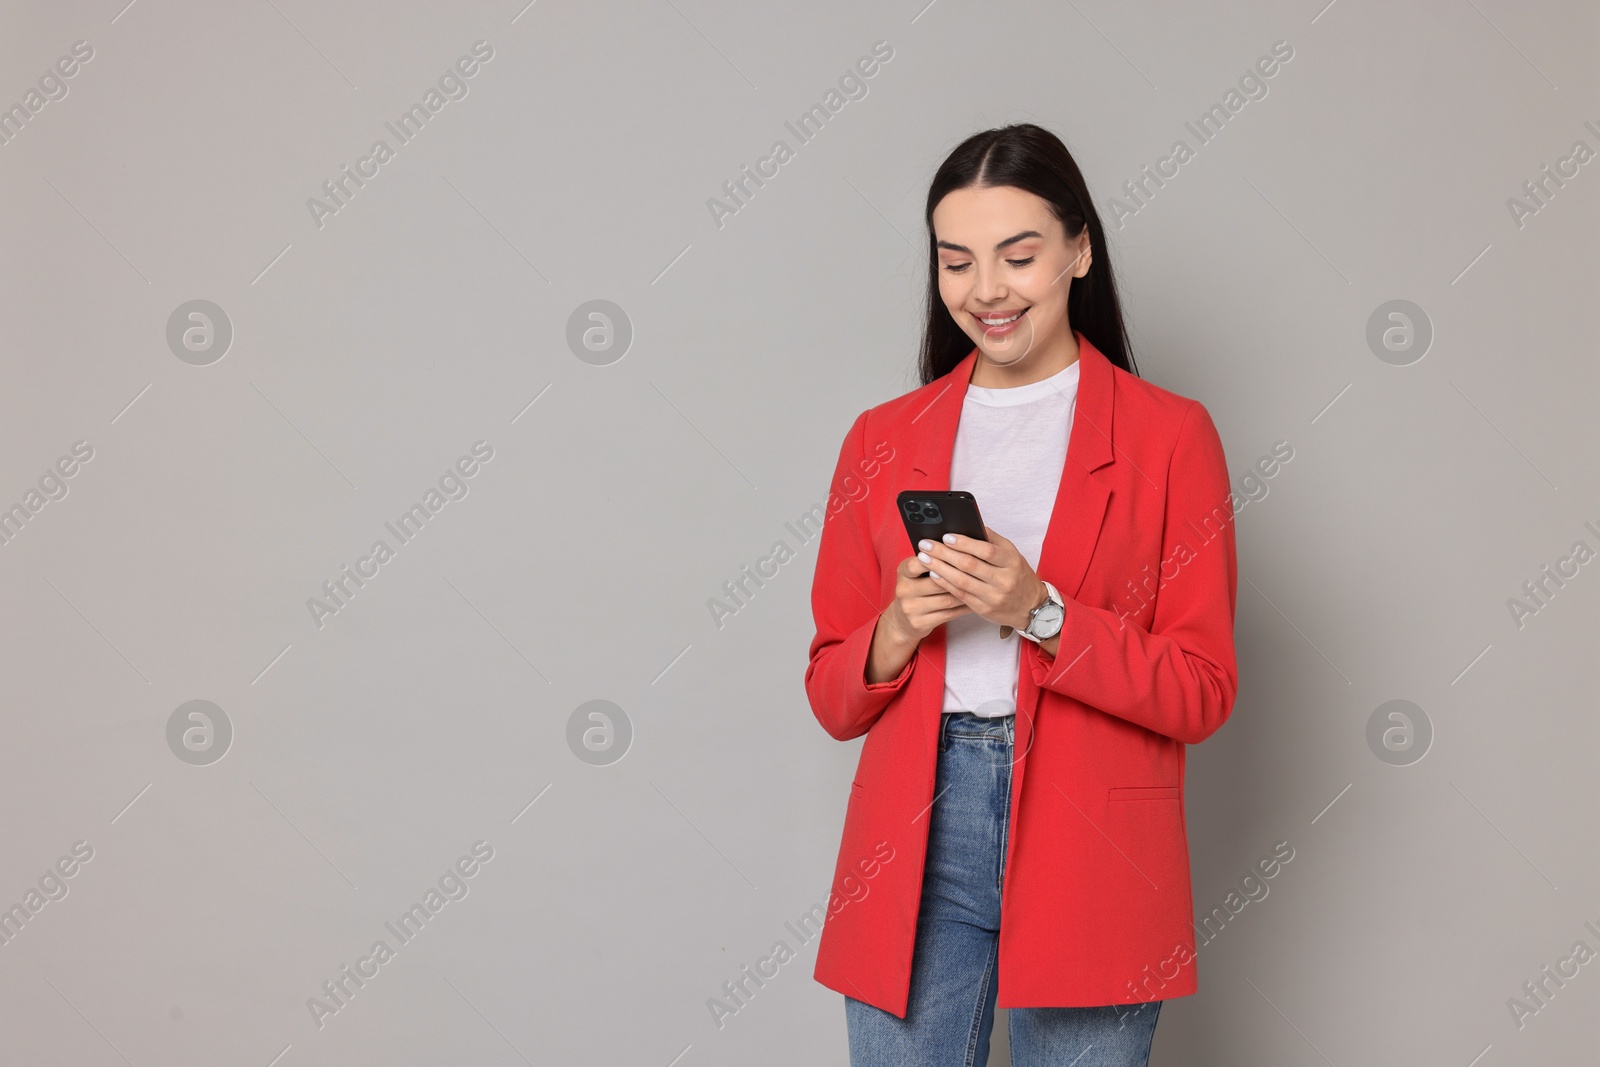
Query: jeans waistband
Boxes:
[{"xmin": 940, "ymin": 711, "xmax": 1014, "ymax": 746}]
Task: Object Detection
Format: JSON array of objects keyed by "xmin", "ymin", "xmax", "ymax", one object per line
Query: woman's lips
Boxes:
[{"xmin": 976, "ymin": 306, "xmax": 1028, "ymax": 337}]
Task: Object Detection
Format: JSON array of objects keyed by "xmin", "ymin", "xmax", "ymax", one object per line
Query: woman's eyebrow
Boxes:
[{"xmin": 935, "ymin": 230, "xmax": 1043, "ymax": 254}]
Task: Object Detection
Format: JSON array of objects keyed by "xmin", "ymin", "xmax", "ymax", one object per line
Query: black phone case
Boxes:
[{"xmin": 897, "ymin": 490, "xmax": 987, "ymax": 553}]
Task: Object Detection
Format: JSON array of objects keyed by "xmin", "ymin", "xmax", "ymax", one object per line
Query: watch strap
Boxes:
[{"xmin": 1017, "ymin": 580, "xmax": 1063, "ymax": 643}]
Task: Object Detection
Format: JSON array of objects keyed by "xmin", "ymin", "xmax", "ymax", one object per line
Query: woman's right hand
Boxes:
[
  {"xmin": 883, "ymin": 552, "xmax": 973, "ymax": 642},
  {"xmin": 864, "ymin": 553, "xmax": 974, "ymax": 685}
]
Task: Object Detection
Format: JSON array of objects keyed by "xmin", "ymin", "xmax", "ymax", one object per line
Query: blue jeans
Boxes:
[{"xmin": 845, "ymin": 712, "xmax": 1162, "ymax": 1066}]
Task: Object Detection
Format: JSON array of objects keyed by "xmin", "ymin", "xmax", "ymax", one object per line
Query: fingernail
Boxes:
[
  {"xmin": 917, "ymin": 552, "xmax": 930, "ymax": 564},
  {"xmin": 928, "ymin": 570, "xmax": 939, "ymax": 580},
  {"xmin": 918, "ymin": 539, "xmax": 933, "ymax": 550},
  {"xmin": 942, "ymin": 533, "xmax": 956, "ymax": 544}
]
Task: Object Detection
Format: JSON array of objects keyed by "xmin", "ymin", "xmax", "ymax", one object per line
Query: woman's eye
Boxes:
[{"xmin": 941, "ymin": 258, "xmax": 1034, "ymax": 273}]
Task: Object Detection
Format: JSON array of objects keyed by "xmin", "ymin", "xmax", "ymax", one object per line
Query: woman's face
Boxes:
[{"xmin": 932, "ymin": 184, "xmax": 1091, "ymax": 368}]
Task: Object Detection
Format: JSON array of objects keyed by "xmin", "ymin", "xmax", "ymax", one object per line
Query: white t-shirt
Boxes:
[{"xmin": 940, "ymin": 358, "xmax": 1079, "ymax": 718}]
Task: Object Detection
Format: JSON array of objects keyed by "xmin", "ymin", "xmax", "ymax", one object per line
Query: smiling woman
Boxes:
[{"xmin": 804, "ymin": 123, "xmax": 1238, "ymax": 1067}]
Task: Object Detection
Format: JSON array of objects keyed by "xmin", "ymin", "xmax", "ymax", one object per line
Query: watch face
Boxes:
[{"xmin": 1034, "ymin": 602, "xmax": 1064, "ymax": 637}]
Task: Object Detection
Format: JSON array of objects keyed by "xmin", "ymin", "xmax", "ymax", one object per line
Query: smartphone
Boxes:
[{"xmin": 897, "ymin": 491, "xmax": 987, "ymax": 554}]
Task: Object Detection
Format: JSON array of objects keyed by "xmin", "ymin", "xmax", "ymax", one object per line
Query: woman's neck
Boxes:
[{"xmin": 969, "ymin": 328, "xmax": 1080, "ymax": 389}]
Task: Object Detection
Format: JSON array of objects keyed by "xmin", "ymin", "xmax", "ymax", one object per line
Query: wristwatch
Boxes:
[{"xmin": 1017, "ymin": 580, "xmax": 1065, "ymax": 643}]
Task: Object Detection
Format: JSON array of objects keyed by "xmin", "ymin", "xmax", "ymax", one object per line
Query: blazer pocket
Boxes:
[{"xmin": 1107, "ymin": 785, "xmax": 1181, "ymax": 801}]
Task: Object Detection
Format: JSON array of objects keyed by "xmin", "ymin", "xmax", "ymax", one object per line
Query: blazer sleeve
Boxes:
[
  {"xmin": 805, "ymin": 409, "xmax": 917, "ymax": 742},
  {"xmin": 1028, "ymin": 400, "xmax": 1239, "ymax": 745}
]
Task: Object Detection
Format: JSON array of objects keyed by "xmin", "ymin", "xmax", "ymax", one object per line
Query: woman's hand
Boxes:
[
  {"xmin": 880, "ymin": 551, "xmax": 973, "ymax": 645},
  {"xmin": 917, "ymin": 526, "xmax": 1046, "ymax": 634},
  {"xmin": 863, "ymin": 553, "xmax": 971, "ymax": 685}
]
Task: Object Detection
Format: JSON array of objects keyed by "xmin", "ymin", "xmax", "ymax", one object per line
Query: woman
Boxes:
[{"xmin": 804, "ymin": 124, "xmax": 1239, "ymax": 1066}]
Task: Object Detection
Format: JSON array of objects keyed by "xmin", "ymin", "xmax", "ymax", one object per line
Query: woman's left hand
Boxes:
[{"xmin": 916, "ymin": 526, "xmax": 1047, "ymax": 634}]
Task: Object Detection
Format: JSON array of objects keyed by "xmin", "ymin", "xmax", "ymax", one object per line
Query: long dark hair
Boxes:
[{"xmin": 917, "ymin": 124, "xmax": 1139, "ymax": 385}]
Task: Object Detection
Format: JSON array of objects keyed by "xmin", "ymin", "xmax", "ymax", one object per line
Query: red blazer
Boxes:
[{"xmin": 805, "ymin": 331, "xmax": 1239, "ymax": 1015}]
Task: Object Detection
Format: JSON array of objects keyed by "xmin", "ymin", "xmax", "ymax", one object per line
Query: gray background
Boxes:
[{"xmin": 1, "ymin": 0, "xmax": 1596, "ymax": 1064}]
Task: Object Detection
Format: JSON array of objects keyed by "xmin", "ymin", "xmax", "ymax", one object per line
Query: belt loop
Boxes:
[{"xmin": 938, "ymin": 712, "xmax": 948, "ymax": 752}]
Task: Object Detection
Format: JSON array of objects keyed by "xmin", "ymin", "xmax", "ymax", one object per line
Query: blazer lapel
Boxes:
[{"xmin": 906, "ymin": 329, "xmax": 1114, "ymax": 600}]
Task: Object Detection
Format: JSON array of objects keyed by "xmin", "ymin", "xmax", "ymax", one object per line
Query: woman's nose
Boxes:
[{"xmin": 972, "ymin": 264, "xmax": 1006, "ymax": 302}]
